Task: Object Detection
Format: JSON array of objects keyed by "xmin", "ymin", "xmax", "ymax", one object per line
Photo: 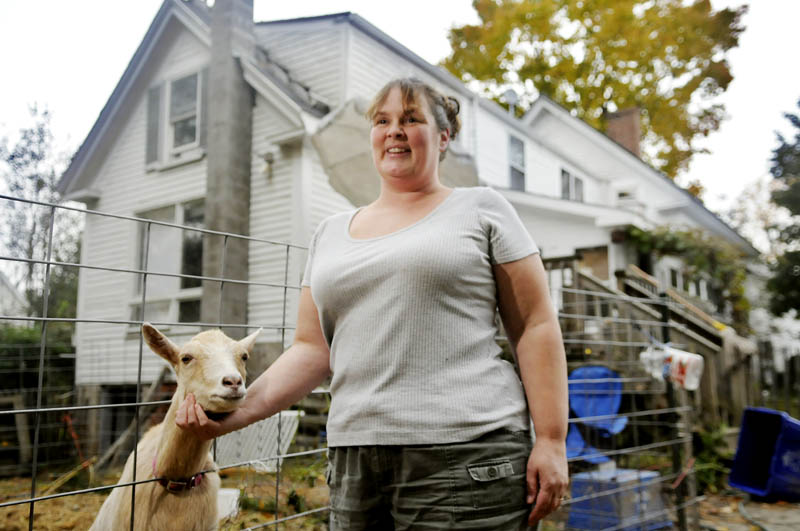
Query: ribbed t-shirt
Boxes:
[{"xmin": 302, "ymin": 186, "xmax": 539, "ymax": 446}]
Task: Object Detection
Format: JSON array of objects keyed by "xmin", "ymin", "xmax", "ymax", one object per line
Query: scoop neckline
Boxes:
[{"xmin": 345, "ymin": 188, "xmax": 462, "ymax": 242}]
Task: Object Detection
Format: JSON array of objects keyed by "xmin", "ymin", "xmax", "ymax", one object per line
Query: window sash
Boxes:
[{"xmin": 169, "ymin": 73, "xmax": 199, "ymax": 149}]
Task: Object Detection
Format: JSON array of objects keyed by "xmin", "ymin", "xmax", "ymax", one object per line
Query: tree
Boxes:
[
  {"xmin": 767, "ymin": 99, "xmax": 800, "ymax": 316},
  {"xmin": 443, "ymin": 0, "xmax": 747, "ymax": 179},
  {"xmin": 0, "ymin": 106, "xmax": 81, "ymax": 319}
]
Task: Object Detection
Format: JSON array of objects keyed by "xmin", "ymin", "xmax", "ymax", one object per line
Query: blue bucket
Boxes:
[{"xmin": 728, "ymin": 407, "xmax": 800, "ymax": 501}]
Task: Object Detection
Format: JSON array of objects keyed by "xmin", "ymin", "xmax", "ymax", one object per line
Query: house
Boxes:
[{"xmin": 57, "ymin": 0, "xmax": 766, "ymax": 443}]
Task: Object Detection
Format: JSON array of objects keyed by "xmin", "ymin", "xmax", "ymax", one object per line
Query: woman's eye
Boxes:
[{"xmin": 181, "ymin": 355, "xmax": 193, "ymax": 364}]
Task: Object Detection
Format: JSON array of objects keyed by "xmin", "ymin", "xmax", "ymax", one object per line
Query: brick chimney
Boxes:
[
  {"xmin": 201, "ymin": 0, "xmax": 255, "ymax": 336},
  {"xmin": 605, "ymin": 107, "xmax": 641, "ymax": 158}
]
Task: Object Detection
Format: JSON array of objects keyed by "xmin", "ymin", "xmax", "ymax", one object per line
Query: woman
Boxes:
[{"xmin": 177, "ymin": 78, "xmax": 568, "ymax": 530}]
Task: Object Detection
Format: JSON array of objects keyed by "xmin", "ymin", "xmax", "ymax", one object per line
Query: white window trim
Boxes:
[
  {"xmin": 509, "ymin": 135, "xmax": 526, "ymax": 191},
  {"xmin": 145, "ymin": 66, "xmax": 206, "ymax": 172},
  {"xmin": 167, "ymin": 71, "xmax": 201, "ymax": 155},
  {"xmin": 561, "ymin": 169, "xmax": 585, "ymax": 202},
  {"xmin": 129, "ymin": 199, "xmax": 204, "ymax": 330}
]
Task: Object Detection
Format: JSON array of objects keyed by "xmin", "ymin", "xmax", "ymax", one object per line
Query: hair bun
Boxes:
[{"xmin": 446, "ymin": 96, "xmax": 460, "ymax": 116}]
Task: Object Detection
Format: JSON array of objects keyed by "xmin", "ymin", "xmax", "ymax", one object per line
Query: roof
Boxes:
[
  {"xmin": 58, "ymin": 0, "xmax": 326, "ymax": 198},
  {"xmin": 523, "ymin": 95, "xmax": 760, "ymax": 256}
]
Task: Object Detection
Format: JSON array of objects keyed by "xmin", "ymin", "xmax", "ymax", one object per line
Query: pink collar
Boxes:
[{"xmin": 152, "ymin": 452, "xmax": 204, "ymax": 494}]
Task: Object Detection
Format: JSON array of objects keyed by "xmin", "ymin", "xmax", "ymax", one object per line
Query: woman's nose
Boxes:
[{"xmin": 387, "ymin": 121, "xmax": 405, "ymax": 137}]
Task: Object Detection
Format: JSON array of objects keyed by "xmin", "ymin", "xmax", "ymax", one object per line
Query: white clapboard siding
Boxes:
[
  {"xmin": 310, "ymin": 149, "xmax": 354, "ymax": 230},
  {"xmin": 248, "ymin": 95, "xmax": 302, "ymax": 346},
  {"xmin": 255, "ymin": 19, "xmax": 345, "ymax": 107},
  {"xmin": 75, "ymin": 30, "xmax": 211, "ymax": 385}
]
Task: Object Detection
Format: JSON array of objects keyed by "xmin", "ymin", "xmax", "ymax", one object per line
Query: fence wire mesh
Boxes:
[{"xmin": 0, "ymin": 194, "xmax": 711, "ymax": 530}]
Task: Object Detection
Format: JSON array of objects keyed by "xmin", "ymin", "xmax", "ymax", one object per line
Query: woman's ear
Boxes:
[{"xmin": 439, "ymin": 128, "xmax": 451, "ymax": 152}]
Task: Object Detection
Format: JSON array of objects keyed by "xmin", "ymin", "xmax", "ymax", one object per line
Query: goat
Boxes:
[{"xmin": 90, "ymin": 323, "xmax": 260, "ymax": 531}]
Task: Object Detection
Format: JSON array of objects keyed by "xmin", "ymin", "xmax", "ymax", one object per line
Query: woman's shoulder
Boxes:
[{"xmin": 455, "ymin": 186, "xmax": 511, "ymax": 209}]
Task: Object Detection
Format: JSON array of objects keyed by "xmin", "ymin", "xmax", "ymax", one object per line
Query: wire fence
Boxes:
[{"xmin": 0, "ymin": 193, "xmax": 736, "ymax": 530}]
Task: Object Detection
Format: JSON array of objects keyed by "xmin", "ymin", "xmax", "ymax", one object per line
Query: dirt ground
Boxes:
[
  {"xmin": 0, "ymin": 462, "xmax": 330, "ymax": 531},
  {"xmin": 3, "ymin": 469, "xmax": 800, "ymax": 530}
]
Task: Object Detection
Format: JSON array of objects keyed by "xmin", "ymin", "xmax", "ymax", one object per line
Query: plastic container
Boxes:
[
  {"xmin": 567, "ymin": 468, "xmax": 671, "ymax": 531},
  {"xmin": 729, "ymin": 407, "xmax": 800, "ymax": 501}
]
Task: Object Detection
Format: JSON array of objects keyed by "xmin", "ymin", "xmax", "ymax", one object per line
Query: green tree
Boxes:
[
  {"xmin": 767, "ymin": 99, "xmax": 800, "ymax": 316},
  {"xmin": 443, "ymin": 0, "xmax": 747, "ymax": 179},
  {"xmin": 0, "ymin": 106, "xmax": 81, "ymax": 320}
]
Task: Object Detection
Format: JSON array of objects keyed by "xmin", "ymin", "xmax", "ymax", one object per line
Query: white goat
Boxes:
[{"xmin": 90, "ymin": 323, "xmax": 260, "ymax": 531}]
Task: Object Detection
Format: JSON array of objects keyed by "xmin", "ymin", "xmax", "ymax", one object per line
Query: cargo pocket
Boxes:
[{"xmin": 466, "ymin": 458, "xmax": 527, "ymax": 511}]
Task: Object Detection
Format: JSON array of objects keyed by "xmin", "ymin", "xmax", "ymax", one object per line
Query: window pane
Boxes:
[
  {"xmin": 170, "ymin": 73, "xmax": 198, "ymax": 119},
  {"xmin": 574, "ymin": 177, "xmax": 584, "ymax": 202},
  {"xmin": 129, "ymin": 300, "xmax": 170, "ymax": 324},
  {"xmin": 173, "ymin": 116, "xmax": 197, "ymax": 148},
  {"xmin": 509, "ymin": 135, "xmax": 524, "ymax": 169},
  {"xmin": 179, "ymin": 299, "xmax": 201, "ymax": 323},
  {"xmin": 561, "ymin": 170, "xmax": 571, "ymax": 199},
  {"xmin": 181, "ymin": 200, "xmax": 204, "ymax": 289},
  {"xmin": 136, "ymin": 206, "xmax": 176, "ymax": 294},
  {"xmin": 510, "ymin": 167, "xmax": 525, "ymax": 192},
  {"xmin": 670, "ymin": 269, "xmax": 679, "ymax": 288}
]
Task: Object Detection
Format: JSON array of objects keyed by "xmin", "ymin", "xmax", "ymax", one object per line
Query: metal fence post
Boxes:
[
  {"xmin": 27, "ymin": 206, "xmax": 56, "ymax": 530},
  {"xmin": 660, "ymin": 292, "xmax": 687, "ymax": 531}
]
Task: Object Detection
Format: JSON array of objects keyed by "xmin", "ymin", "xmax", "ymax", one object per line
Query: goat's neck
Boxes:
[{"xmin": 155, "ymin": 387, "xmax": 213, "ymax": 478}]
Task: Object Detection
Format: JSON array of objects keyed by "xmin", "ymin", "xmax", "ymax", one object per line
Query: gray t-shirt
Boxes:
[{"xmin": 302, "ymin": 186, "xmax": 539, "ymax": 446}]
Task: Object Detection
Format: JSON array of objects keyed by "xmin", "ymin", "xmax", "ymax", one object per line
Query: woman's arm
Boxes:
[
  {"xmin": 176, "ymin": 287, "xmax": 331, "ymax": 439},
  {"xmin": 494, "ymin": 254, "xmax": 569, "ymax": 526}
]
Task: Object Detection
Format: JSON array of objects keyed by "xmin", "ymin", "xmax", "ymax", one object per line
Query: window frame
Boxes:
[
  {"xmin": 145, "ymin": 66, "xmax": 206, "ymax": 171},
  {"xmin": 560, "ymin": 169, "xmax": 585, "ymax": 202},
  {"xmin": 167, "ymin": 72, "xmax": 201, "ymax": 154},
  {"xmin": 508, "ymin": 135, "xmax": 526, "ymax": 191},
  {"xmin": 130, "ymin": 199, "xmax": 205, "ymax": 330}
]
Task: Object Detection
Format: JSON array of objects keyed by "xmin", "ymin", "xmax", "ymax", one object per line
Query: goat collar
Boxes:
[{"xmin": 152, "ymin": 452, "xmax": 204, "ymax": 494}]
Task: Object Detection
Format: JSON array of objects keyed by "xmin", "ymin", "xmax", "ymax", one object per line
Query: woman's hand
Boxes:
[
  {"xmin": 175, "ymin": 393, "xmax": 229, "ymax": 440},
  {"xmin": 526, "ymin": 437, "xmax": 569, "ymax": 526}
]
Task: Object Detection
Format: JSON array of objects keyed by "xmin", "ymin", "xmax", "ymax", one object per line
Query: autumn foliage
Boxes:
[{"xmin": 443, "ymin": 0, "xmax": 747, "ymax": 180}]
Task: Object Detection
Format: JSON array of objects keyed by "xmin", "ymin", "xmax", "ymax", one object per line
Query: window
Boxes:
[
  {"xmin": 170, "ymin": 73, "xmax": 199, "ymax": 149},
  {"xmin": 146, "ymin": 69, "xmax": 207, "ymax": 166},
  {"xmin": 509, "ymin": 135, "xmax": 525, "ymax": 191},
  {"xmin": 561, "ymin": 169, "xmax": 585, "ymax": 202},
  {"xmin": 134, "ymin": 200, "xmax": 204, "ymax": 324}
]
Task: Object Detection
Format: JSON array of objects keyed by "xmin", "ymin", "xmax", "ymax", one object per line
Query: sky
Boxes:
[{"xmin": 1, "ymin": 0, "xmax": 799, "ymax": 217}]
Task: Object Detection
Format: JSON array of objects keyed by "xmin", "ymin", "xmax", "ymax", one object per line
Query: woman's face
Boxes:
[{"xmin": 370, "ymin": 87, "xmax": 449, "ymax": 185}]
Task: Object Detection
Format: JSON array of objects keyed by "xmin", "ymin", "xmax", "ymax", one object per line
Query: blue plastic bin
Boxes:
[
  {"xmin": 567, "ymin": 468, "xmax": 671, "ymax": 530},
  {"xmin": 729, "ymin": 407, "xmax": 800, "ymax": 501}
]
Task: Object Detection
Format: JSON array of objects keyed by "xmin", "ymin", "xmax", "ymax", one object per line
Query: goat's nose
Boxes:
[{"xmin": 222, "ymin": 374, "xmax": 243, "ymax": 389}]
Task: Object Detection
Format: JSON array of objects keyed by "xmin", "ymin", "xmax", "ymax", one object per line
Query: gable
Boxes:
[{"xmin": 59, "ymin": 0, "xmax": 211, "ymax": 200}]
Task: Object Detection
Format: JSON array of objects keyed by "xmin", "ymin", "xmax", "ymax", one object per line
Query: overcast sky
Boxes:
[{"xmin": 1, "ymin": 0, "xmax": 798, "ymax": 216}]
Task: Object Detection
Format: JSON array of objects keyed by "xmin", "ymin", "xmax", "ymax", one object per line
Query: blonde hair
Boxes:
[{"xmin": 366, "ymin": 78, "xmax": 461, "ymax": 161}]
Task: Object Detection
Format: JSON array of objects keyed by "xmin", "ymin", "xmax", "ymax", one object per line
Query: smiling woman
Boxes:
[{"xmin": 176, "ymin": 78, "xmax": 569, "ymax": 531}]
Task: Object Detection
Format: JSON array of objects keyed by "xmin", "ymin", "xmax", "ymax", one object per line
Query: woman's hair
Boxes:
[{"xmin": 366, "ymin": 78, "xmax": 461, "ymax": 161}]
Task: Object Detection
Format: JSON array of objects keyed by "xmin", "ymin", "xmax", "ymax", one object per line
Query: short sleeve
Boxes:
[
  {"xmin": 478, "ymin": 188, "xmax": 539, "ymax": 264},
  {"xmin": 301, "ymin": 219, "xmax": 327, "ymax": 287}
]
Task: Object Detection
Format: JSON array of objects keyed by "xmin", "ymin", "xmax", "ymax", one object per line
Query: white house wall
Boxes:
[
  {"xmin": 247, "ymin": 94, "xmax": 305, "ymax": 346},
  {"xmin": 75, "ymin": 29, "xmax": 211, "ymax": 385}
]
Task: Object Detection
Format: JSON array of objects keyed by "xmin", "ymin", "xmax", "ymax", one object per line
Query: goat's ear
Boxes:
[
  {"xmin": 238, "ymin": 328, "xmax": 262, "ymax": 353},
  {"xmin": 142, "ymin": 323, "xmax": 180, "ymax": 366}
]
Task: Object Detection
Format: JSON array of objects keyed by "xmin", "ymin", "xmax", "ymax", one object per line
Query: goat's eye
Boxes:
[
  {"xmin": 241, "ymin": 353, "xmax": 249, "ymax": 362},
  {"xmin": 181, "ymin": 355, "xmax": 193, "ymax": 364}
]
